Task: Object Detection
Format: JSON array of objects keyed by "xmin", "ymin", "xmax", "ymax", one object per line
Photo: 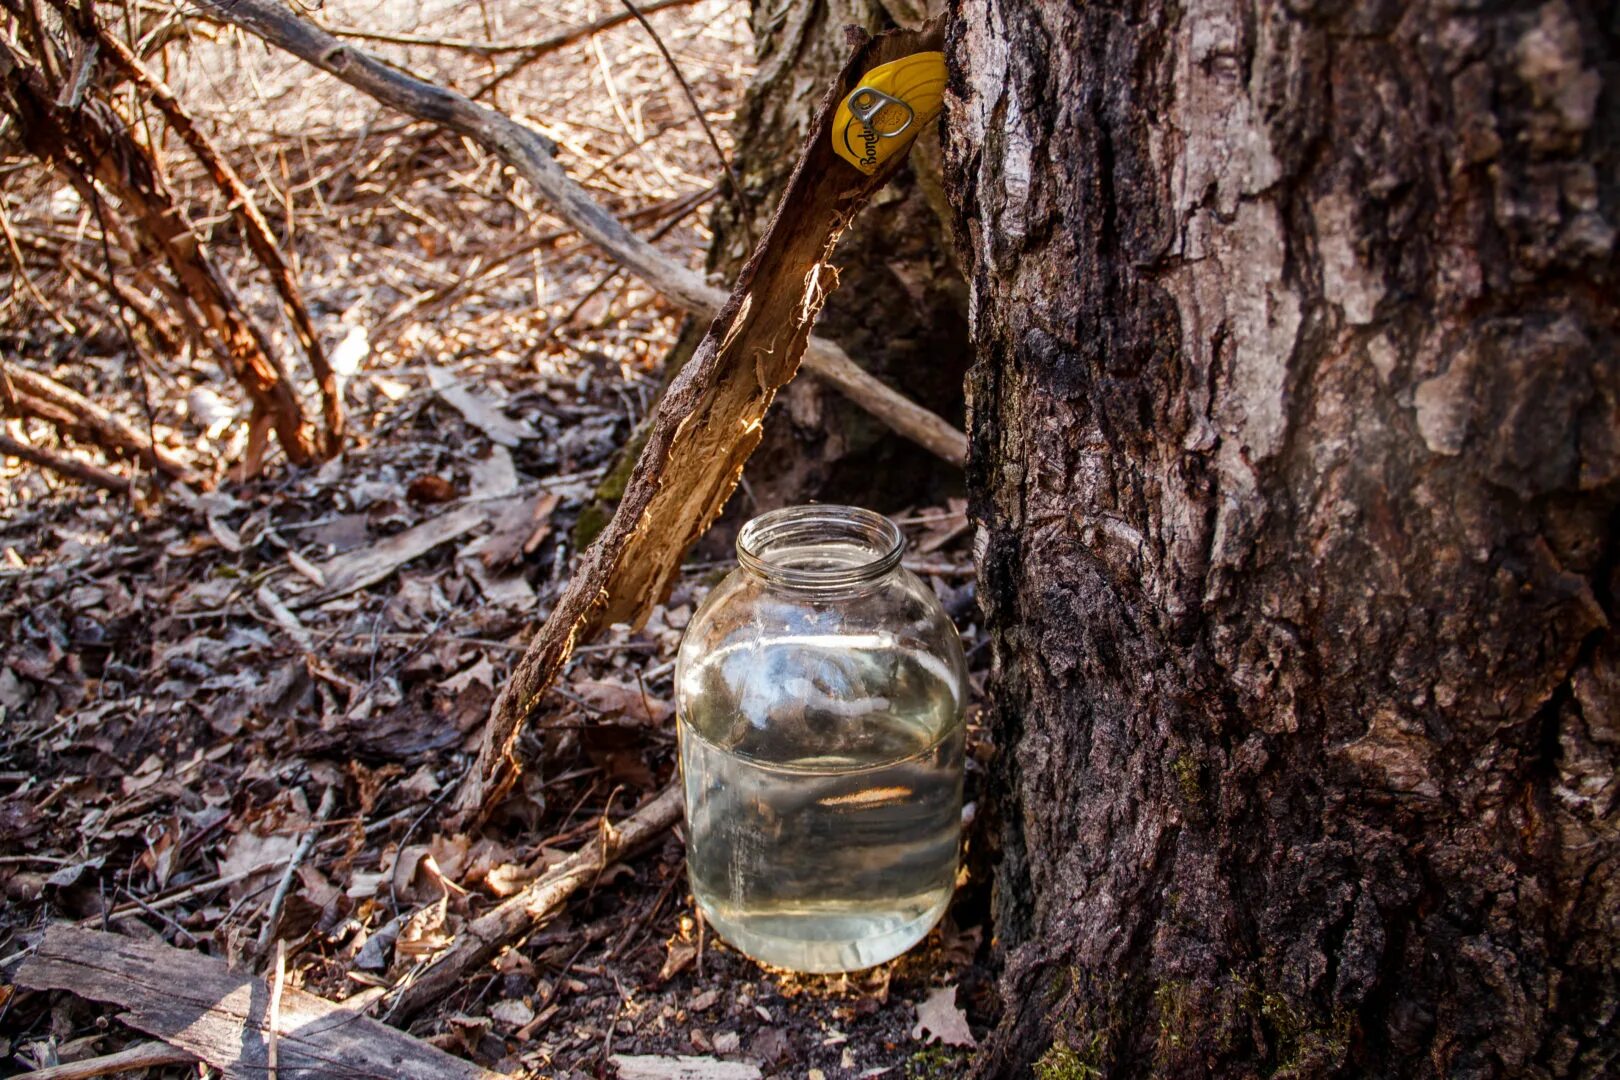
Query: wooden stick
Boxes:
[
  {"xmin": 14, "ymin": 1041, "xmax": 200, "ymax": 1079},
  {"xmin": 255, "ymin": 786, "xmax": 336, "ymax": 959},
  {"xmin": 16, "ymin": 927, "xmax": 502, "ymax": 1080},
  {"xmin": 0, "ymin": 361, "xmax": 197, "ymax": 485},
  {"xmin": 0, "ymin": 431, "xmax": 130, "ymax": 493},
  {"xmin": 189, "ymin": 0, "xmax": 967, "ymax": 467},
  {"xmin": 389, "ymin": 784, "xmax": 681, "ymax": 1020}
]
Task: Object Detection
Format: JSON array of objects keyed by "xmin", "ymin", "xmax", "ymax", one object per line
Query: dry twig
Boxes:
[
  {"xmin": 84, "ymin": 15, "xmax": 345, "ymax": 457},
  {"xmin": 0, "ymin": 431, "xmax": 131, "ymax": 494},
  {"xmin": 388, "ymin": 784, "xmax": 681, "ymax": 1019},
  {"xmin": 12, "ymin": 1041, "xmax": 200, "ymax": 1080},
  {"xmin": 617, "ymin": 0, "xmax": 752, "ymax": 246},
  {"xmin": 255, "ymin": 785, "xmax": 337, "ymax": 959},
  {"xmin": 0, "ymin": 360, "xmax": 199, "ymax": 485}
]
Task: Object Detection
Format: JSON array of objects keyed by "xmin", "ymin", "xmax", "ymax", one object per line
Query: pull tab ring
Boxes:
[{"xmin": 847, "ymin": 88, "xmax": 914, "ymax": 139}]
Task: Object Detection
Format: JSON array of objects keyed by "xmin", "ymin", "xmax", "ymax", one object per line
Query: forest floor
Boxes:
[{"xmin": 0, "ymin": 2, "xmax": 990, "ymax": 1077}]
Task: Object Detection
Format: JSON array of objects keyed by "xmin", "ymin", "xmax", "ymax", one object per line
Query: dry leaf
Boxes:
[
  {"xmin": 911, "ymin": 984, "xmax": 976, "ymax": 1047},
  {"xmin": 574, "ymin": 677, "xmax": 672, "ymax": 724},
  {"xmin": 489, "ymin": 999, "xmax": 535, "ymax": 1030}
]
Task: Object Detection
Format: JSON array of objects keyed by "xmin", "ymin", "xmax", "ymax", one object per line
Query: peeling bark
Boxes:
[{"xmin": 945, "ymin": 1, "xmax": 1618, "ymax": 1076}]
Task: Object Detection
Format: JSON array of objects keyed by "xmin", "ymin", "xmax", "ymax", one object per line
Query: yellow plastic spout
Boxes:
[{"xmin": 831, "ymin": 51, "xmax": 947, "ymax": 175}]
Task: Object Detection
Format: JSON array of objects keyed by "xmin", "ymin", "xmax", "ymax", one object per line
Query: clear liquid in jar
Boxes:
[{"xmin": 678, "ymin": 638, "xmax": 963, "ymax": 972}]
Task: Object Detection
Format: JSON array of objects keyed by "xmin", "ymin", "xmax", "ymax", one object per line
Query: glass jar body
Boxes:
[{"xmin": 675, "ymin": 506, "xmax": 967, "ymax": 973}]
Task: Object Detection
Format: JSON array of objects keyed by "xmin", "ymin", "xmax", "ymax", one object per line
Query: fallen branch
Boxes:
[
  {"xmin": 389, "ymin": 783, "xmax": 681, "ymax": 1020},
  {"xmin": 16, "ymin": 926, "xmax": 502, "ymax": 1080},
  {"xmin": 0, "ymin": 361, "xmax": 198, "ymax": 485},
  {"xmin": 191, "ymin": 0, "xmax": 967, "ymax": 467},
  {"xmin": 14, "ymin": 1041, "xmax": 200, "ymax": 1080},
  {"xmin": 0, "ymin": 430, "xmax": 130, "ymax": 493}
]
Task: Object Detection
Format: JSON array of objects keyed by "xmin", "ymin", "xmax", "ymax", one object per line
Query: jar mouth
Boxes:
[{"xmin": 736, "ymin": 504, "xmax": 904, "ymax": 590}]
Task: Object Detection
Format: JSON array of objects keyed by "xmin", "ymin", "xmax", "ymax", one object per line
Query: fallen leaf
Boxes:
[
  {"xmin": 659, "ymin": 937, "xmax": 696, "ymax": 983},
  {"xmin": 217, "ymin": 828, "xmax": 299, "ymax": 901},
  {"xmin": 911, "ymin": 984, "xmax": 976, "ymax": 1048},
  {"xmin": 574, "ymin": 677, "xmax": 672, "ymax": 724},
  {"xmin": 407, "ymin": 475, "xmax": 458, "ymax": 504},
  {"xmin": 489, "ymin": 999, "xmax": 535, "ymax": 1030},
  {"xmin": 426, "ymin": 365, "xmax": 538, "ymax": 447},
  {"xmin": 468, "ymin": 446, "xmax": 519, "ymax": 499}
]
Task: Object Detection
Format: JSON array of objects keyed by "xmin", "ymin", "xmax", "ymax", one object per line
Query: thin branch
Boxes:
[
  {"xmin": 254, "ymin": 785, "xmax": 336, "ymax": 960},
  {"xmin": 388, "ymin": 784, "xmax": 681, "ymax": 1020},
  {"xmin": 0, "ymin": 360, "xmax": 200, "ymax": 485},
  {"xmin": 0, "ymin": 196, "xmax": 77, "ymax": 334},
  {"xmin": 617, "ymin": 0, "xmax": 753, "ymax": 248},
  {"xmin": 0, "ymin": 430, "xmax": 131, "ymax": 493},
  {"xmin": 323, "ymin": 0, "xmax": 701, "ymax": 56},
  {"xmin": 12, "ymin": 1041, "xmax": 200, "ymax": 1080},
  {"xmin": 189, "ymin": 0, "xmax": 967, "ymax": 466}
]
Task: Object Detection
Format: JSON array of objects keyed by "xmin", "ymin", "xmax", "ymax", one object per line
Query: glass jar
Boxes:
[{"xmin": 675, "ymin": 504, "xmax": 968, "ymax": 972}]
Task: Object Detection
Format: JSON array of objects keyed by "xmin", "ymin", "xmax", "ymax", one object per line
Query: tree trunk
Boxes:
[
  {"xmin": 716, "ymin": 0, "xmax": 969, "ymax": 508},
  {"xmin": 945, "ymin": 1, "xmax": 1618, "ymax": 1076}
]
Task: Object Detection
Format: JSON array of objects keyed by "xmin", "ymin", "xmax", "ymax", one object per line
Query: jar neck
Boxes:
[{"xmin": 736, "ymin": 505, "xmax": 904, "ymax": 594}]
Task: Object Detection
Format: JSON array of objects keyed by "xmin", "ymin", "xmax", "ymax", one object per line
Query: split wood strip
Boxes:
[
  {"xmin": 15, "ymin": 926, "xmax": 501, "ymax": 1080},
  {"xmin": 390, "ymin": 782, "xmax": 682, "ymax": 1019},
  {"xmin": 13, "ymin": 1041, "xmax": 200, "ymax": 1080},
  {"xmin": 189, "ymin": 0, "xmax": 966, "ymax": 467},
  {"xmin": 455, "ymin": 21, "xmax": 949, "ymax": 817}
]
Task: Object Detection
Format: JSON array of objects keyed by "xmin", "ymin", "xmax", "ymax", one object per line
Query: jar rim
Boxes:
[{"xmin": 736, "ymin": 504, "xmax": 904, "ymax": 589}]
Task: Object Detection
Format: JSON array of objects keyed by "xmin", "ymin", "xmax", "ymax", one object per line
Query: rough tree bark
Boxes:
[{"xmin": 946, "ymin": 1, "xmax": 1618, "ymax": 1076}]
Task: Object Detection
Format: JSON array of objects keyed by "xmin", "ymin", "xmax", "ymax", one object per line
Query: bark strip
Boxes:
[
  {"xmin": 446, "ymin": 21, "xmax": 947, "ymax": 819},
  {"xmin": 190, "ymin": 0, "xmax": 966, "ymax": 467}
]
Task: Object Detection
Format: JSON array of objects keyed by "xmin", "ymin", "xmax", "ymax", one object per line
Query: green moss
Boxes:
[
  {"xmin": 1172, "ymin": 754, "xmax": 1202, "ymax": 804},
  {"xmin": 1154, "ymin": 979, "xmax": 1193, "ymax": 1054},
  {"xmin": 905, "ymin": 1045, "xmax": 969, "ymax": 1079},
  {"xmin": 1034, "ymin": 1035, "xmax": 1104, "ymax": 1080}
]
